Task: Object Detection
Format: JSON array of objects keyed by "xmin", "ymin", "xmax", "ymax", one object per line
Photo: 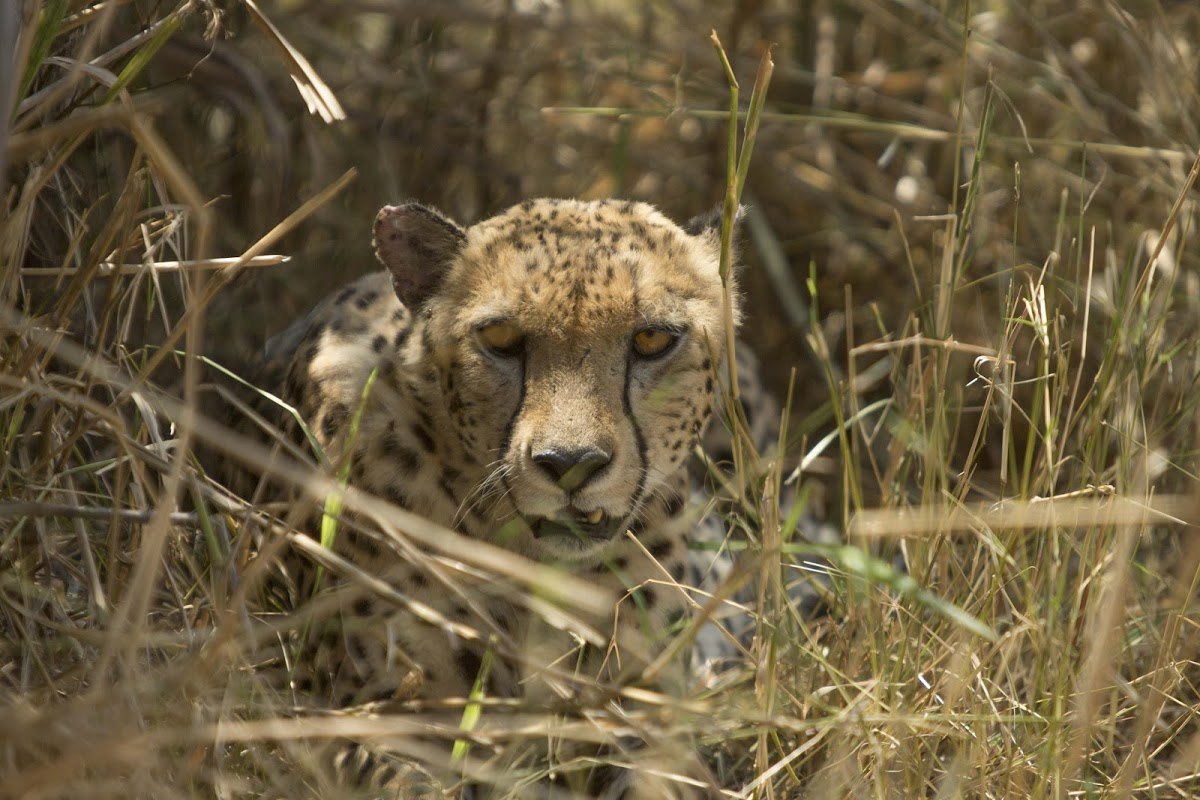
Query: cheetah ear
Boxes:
[
  {"xmin": 373, "ymin": 203, "xmax": 467, "ymax": 309},
  {"xmin": 683, "ymin": 204, "xmax": 745, "ymax": 237}
]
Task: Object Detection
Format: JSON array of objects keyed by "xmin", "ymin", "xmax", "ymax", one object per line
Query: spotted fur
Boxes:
[{"xmin": 227, "ymin": 198, "xmax": 757, "ymax": 797}]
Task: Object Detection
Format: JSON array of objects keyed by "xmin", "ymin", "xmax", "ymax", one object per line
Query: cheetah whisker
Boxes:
[{"xmin": 454, "ymin": 460, "xmax": 513, "ymax": 526}]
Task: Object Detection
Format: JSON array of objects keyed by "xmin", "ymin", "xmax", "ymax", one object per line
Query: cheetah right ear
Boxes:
[
  {"xmin": 373, "ymin": 203, "xmax": 467, "ymax": 309},
  {"xmin": 683, "ymin": 204, "xmax": 745, "ymax": 237}
]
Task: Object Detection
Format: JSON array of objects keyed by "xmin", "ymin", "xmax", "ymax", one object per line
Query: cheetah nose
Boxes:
[{"xmin": 532, "ymin": 446, "xmax": 611, "ymax": 492}]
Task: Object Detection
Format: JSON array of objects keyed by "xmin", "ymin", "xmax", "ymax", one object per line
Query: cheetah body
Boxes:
[{"xmin": 241, "ymin": 199, "xmax": 739, "ymax": 753}]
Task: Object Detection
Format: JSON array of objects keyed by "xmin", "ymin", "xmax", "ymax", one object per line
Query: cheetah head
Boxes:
[{"xmin": 373, "ymin": 199, "xmax": 737, "ymax": 559}]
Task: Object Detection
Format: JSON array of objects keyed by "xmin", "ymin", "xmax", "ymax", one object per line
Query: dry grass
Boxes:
[{"xmin": 5, "ymin": 0, "xmax": 1200, "ymax": 798}]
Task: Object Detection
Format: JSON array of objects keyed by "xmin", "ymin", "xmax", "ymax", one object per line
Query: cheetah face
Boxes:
[{"xmin": 374, "ymin": 199, "xmax": 736, "ymax": 559}]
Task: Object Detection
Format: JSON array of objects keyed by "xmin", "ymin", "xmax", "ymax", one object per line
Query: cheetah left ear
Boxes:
[
  {"xmin": 373, "ymin": 202, "xmax": 468, "ymax": 310},
  {"xmin": 684, "ymin": 204, "xmax": 745, "ymax": 237}
]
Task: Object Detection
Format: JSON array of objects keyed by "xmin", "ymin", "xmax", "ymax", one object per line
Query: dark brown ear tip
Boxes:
[{"xmin": 684, "ymin": 204, "xmax": 747, "ymax": 236}]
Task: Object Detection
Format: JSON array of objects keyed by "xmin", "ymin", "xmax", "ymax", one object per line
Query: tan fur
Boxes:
[{"xmin": 230, "ymin": 198, "xmax": 738, "ymax": 797}]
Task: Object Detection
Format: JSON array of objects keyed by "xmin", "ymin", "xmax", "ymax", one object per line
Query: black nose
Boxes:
[{"xmin": 532, "ymin": 447, "xmax": 611, "ymax": 492}]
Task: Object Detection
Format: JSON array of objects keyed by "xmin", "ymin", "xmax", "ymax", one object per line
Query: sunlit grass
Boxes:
[{"xmin": 4, "ymin": 1, "xmax": 1200, "ymax": 798}]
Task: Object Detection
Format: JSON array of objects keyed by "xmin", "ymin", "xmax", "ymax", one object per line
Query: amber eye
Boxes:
[
  {"xmin": 632, "ymin": 328, "xmax": 679, "ymax": 359},
  {"xmin": 476, "ymin": 320, "xmax": 524, "ymax": 357}
]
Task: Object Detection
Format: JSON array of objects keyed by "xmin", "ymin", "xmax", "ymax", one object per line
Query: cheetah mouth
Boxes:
[{"xmin": 529, "ymin": 508, "xmax": 624, "ymax": 542}]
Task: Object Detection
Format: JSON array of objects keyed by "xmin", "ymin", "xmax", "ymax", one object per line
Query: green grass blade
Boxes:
[{"xmin": 15, "ymin": 0, "xmax": 70, "ymax": 114}]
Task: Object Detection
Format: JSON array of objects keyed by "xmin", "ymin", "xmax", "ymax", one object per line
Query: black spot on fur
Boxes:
[
  {"xmin": 370, "ymin": 762, "xmax": 399, "ymax": 789},
  {"xmin": 355, "ymin": 290, "xmax": 379, "ymax": 309},
  {"xmin": 411, "ymin": 421, "xmax": 436, "ymax": 453},
  {"xmin": 355, "ymin": 535, "xmax": 382, "ymax": 559},
  {"xmin": 382, "ymin": 435, "xmax": 420, "ymax": 474},
  {"xmin": 665, "ymin": 609, "xmax": 687, "ymax": 629},
  {"xmin": 664, "ymin": 495, "xmax": 685, "ymax": 517},
  {"xmin": 739, "ymin": 398, "xmax": 755, "ymax": 427},
  {"xmin": 456, "ymin": 648, "xmax": 484, "ymax": 683},
  {"xmin": 386, "ymin": 486, "xmax": 412, "ymax": 508},
  {"xmin": 372, "ymin": 335, "xmax": 388, "ymax": 353},
  {"xmin": 353, "ymin": 597, "xmax": 375, "ymax": 617},
  {"xmin": 334, "ymin": 286, "xmax": 356, "ymax": 304},
  {"xmin": 352, "ymin": 749, "xmax": 378, "ymax": 783},
  {"xmin": 321, "ymin": 403, "xmax": 349, "ymax": 438},
  {"xmin": 439, "ymin": 466, "xmax": 461, "ymax": 499},
  {"xmin": 285, "ymin": 370, "xmax": 305, "ymax": 398}
]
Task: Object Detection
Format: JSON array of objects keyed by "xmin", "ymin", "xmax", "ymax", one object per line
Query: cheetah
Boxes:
[{"xmin": 226, "ymin": 198, "xmax": 756, "ymax": 797}]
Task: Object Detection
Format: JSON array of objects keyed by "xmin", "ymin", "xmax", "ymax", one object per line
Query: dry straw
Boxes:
[{"xmin": 5, "ymin": 2, "xmax": 1200, "ymax": 798}]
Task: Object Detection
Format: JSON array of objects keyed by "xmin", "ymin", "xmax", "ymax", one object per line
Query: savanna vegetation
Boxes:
[{"xmin": 4, "ymin": 1, "xmax": 1200, "ymax": 797}]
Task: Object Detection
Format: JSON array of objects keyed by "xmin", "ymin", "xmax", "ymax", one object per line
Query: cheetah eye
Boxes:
[
  {"xmin": 476, "ymin": 320, "xmax": 525, "ymax": 358},
  {"xmin": 631, "ymin": 327, "xmax": 680, "ymax": 359}
]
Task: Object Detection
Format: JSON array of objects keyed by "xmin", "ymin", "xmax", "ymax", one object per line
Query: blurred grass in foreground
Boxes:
[{"xmin": 4, "ymin": 1, "xmax": 1200, "ymax": 797}]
